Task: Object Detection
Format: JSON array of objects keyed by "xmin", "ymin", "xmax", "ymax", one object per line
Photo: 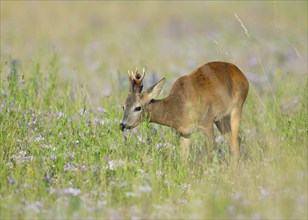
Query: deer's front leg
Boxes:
[{"xmin": 180, "ymin": 136, "xmax": 190, "ymax": 163}]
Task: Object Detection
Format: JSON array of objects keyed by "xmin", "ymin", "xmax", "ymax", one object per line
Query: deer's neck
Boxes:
[{"xmin": 146, "ymin": 98, "xmax": 177, "ymax": 129}]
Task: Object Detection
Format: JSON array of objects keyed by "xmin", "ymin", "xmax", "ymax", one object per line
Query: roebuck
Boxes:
[{"xmin": 120, "ymin": 62, "xmax": 249, "ymax": 165}]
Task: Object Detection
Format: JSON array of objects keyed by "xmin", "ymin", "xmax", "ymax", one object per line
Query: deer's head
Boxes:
[{"xmin": 120, "ymin": 68, "xmax": 165, "ymax": 131}]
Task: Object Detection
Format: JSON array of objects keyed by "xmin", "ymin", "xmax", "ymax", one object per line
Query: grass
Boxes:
[{"xmin": 1, "ymin": 1, "xmax": 307, "ymax": 219}]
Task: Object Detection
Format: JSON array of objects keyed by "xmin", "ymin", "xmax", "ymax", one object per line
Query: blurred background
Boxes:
[{"xmin": 1, "ymin": 1, "xmax": 307, "ymax": 105}]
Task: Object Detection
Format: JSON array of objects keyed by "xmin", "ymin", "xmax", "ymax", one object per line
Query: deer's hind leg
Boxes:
[
  {"xmin": 215, "ymin": 110, "xmax": 243, "ymax": 166},
  {"xmin": 229, "ymin": 106, "xmax": 243, "ymax": 165},
  {"xmin": 215, "ymin": 115, "xmax": 231, "ymax": 135}
]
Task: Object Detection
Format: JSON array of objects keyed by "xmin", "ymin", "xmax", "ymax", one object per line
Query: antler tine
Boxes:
[
  {"xmin": 132, "ymin": 67, "xmax": 145, "ymax": 81},
  {"xmin": 140, "ymin": 67, "xmax": 145, "ymax": 81},
  {"xmin": 131, "ymin": 68, "xmax": 139, "ymax": 81},
  {"xmin": 130, "ymin": 68, "xmax": 138, "ymax": 81},
  {"xmin": 130, "ymin": 70, "xmax": 136, "ymax": 80},
  {"xmin": 127, "ymin": 70, "xmax": 132, "ymax": 79}
]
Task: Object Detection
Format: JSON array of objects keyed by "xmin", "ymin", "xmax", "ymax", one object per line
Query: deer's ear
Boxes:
[{"xmin": 146, "ymin": 78, "xmax": 165, "ymax": 99}]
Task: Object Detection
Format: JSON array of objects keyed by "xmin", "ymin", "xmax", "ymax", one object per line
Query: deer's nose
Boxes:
[{"xmin": 120, "ymin": 122, "xmax": 125, "ymax": 131}]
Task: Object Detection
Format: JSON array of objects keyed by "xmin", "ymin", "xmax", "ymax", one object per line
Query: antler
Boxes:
[{"xmin": 127, "ymin": 67, "xmax": 146, "ymax": 93}]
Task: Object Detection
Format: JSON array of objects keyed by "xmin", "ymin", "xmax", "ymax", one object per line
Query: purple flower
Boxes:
[
  {"xmin": 78, "ymin": 165, "xmax": 87, "ymax": 171},
  {"xmin": 104, "ymin": 155, "xmax": 109, "ymax": 162},
  {"xmin": 44, "ymin": 174, "xmax": 51, "ymax": 182},
  {"xmin": 98, "ymin": 107, "xmax": 106, "ymax": 114},
  {"xmin": 94, "ymin": 118, "xmax": 101, "ymax": 125},
  {"xmin": 8, "ymin": 177, "xmax": 15, "ymax": 185},
  {"xmin": 58, "ymin": 132, "xmax": 63, "ymax": 139}
]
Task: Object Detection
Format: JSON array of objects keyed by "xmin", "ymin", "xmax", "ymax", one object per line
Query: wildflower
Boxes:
[
  {"xmin": 78, "ymin": 165, "xmax": 87, "ymax": 171},
  {"xmin": 64, "ymin": 162, "xmax": 76, "ymax": 172},
  {"xmin": 137, "ymin": 135, "xmax": 145, "ymax": 143},
  {"xmin": 56, "ymin": 111, "xmax": 65, "ymax": 119},
  {"xmin": 27, "ymin": 167, "xmax": 34, "ymax": 174},
  {"xmin": 123, "ymin": 130, "xmax": 130, "ymax": 138},
  {"xmin": 35, "ymin": 134, "xmax": 44, "ymax": 142},
  {"xmin": 108, "ymin": 160, "xmax": 114, "ymax": 170},
  {"xmin": 104, "ymin": 155, "xmax": 109, "ymax": 162},
  {"xmin": 178, "ymin": 183, "xmax": 191, "ymax": 190},
  {"xmin": 151, "ymin": 126, "xmax": 157, "ymax": 134},
  {"xmin": 44, "ymin": 173, "xmax": 50, "ymax": 181},
  {"xmin": 8, "ymin": 177, "xmax": 15, "ymax": 185},
  {"xmin": 80, "ymin": 108, "xmax": 86, "ymax": 115},
  {"xmin": 94, "ymin": 118, "xmax": 101, "ymax": 125},
  {"xmin": 106, "ymin": 159, "xmax": 124, "ymax": 171},
  {"xmin": 98, "ymin": 107, "xmax": 106, "ymax": 114},
  {"xmin": 155, "ymin": 143, "xmax": 163, "ymax": 149},
  {"xmin": 139, "ymin": 185, "xmax": 152, "ymax": 193}
]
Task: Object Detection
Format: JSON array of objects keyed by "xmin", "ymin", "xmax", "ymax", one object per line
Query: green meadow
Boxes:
[{"xmin": 1, "ymin": 1, "xmax": 307, "ymax": 219}]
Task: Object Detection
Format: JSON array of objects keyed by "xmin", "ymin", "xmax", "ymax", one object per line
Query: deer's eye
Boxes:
[{"xmin": 134, "ymin": 106, "xmax": 142, "ymax": 112}]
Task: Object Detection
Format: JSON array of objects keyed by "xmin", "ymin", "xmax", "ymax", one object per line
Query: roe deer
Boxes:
[{"xmin": 120, "ymin": 62, "xmax": 249, "ymax": 165}]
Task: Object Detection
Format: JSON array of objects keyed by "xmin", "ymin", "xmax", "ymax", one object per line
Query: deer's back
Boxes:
[{"xmin": 167, "ymin": 62, "xmax": 249, "ymax": 121}]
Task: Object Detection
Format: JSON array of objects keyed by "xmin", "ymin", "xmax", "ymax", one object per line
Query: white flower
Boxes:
[
  {"xmin": 108, "ymin": 160, "xmax": 114, "ymax": 170},
  {"xmin": 139, "ymin": 185, "xmax": 152, "ymax": 193}
]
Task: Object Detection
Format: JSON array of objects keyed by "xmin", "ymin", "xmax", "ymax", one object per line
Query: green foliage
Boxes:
[{"xmin": 0, "ymin": 53, "xmax": 307, "ymax": 219}]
